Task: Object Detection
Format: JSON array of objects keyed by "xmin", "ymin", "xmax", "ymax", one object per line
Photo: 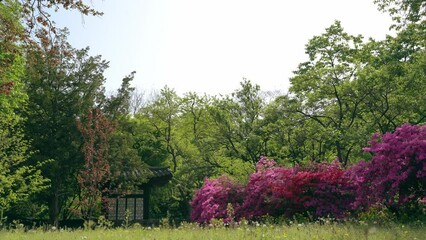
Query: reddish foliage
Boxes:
[
  {"xmin": 76, "ymin": 108, "xmax": 115, "ymax": 219},
  {"xmin": 0, "ymin": 82, "xmax": 14, "ymax": 95}
]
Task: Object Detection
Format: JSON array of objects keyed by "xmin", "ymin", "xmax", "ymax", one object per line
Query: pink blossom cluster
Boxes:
[
  {"xmin": 190, "ymin": 124, "xmax": 426, "ymax": 223},
  {"xmin": 242, "ymin": 160, "xmax": 356, "ymax": 219},
  {"xmin": 190, "ymin": 176, "xmax": 244, "ymax": 223},
  {"xmin": 348, "ymin": 123, "xmax": 426, "ymax": 211},
  {"xmin": 191, "ymin": 160, "xmax": 356, "ymax": 223}
]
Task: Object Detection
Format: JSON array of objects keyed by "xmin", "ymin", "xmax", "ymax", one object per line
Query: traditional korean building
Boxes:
[{"xmin": 105, "ymin": 167, "xmax": 172, "ymax": 223}]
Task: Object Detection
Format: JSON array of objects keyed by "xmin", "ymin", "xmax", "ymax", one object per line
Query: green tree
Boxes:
[
  {"xmin": 141, "ymin": 86, "xmax": 182, "ymax": 172},
  {"xmin": 358, "ymin": 20, "xmax": 426, "ymax": 133},
  {"xmin": 167, "ymin": 92, "xmax": 220, "ymax": 219},
  {"xmin": 289, "ymin": 21, "xmax": 368, "ymax": 166},
  {"xmin": 23, "ymin": 29, "xmax": 108, "ymax": 225},
  {"xmin": 208, "ymin": 79, "xmax": 266, "ymax": 165},
  {"xmin": 374, "ymin": 0, "xmax": 425, "ymax": 26},
  {"xmin": 103, "ymin": 75, "xmax": 152, "ymax": 191},
  {"xmin": 103, "ymin": 71, "xmax": 135, "ymax": 120},
  {"xmin": 262, "ymin": 95, "xmax": 334, "ymax": 165},
  {"xmin": 0, "ymin": 0, "xmax": 48, "ymax": 222}
]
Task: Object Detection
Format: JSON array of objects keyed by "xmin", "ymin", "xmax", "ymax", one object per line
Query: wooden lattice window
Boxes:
[{"xmin": 106, "ymin": 197, "xmax": 144, "ymax": 221}]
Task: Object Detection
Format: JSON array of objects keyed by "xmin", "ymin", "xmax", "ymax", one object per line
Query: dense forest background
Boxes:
[{"xmin": 0, "ymin": 0, "xmax": 425, "ymax": 225}]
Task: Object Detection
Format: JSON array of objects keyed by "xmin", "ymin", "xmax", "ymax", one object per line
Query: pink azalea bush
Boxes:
[
  {"xmin": 240, "ymin": 157, "xmax": 297, "ymax": 218},
  {"xmin": 190, "ymin": 124, "xmax": 426, "ymax": 223},
  {"xmin": 301, "ymin": 162, "xmax": 357, "ymax": 218},
  {"xmin": 241, "ymin": 159, "xmax": 356, "ymax": 219},
  {"xmin": 350, "ymin": 123, "xmax": 426, "ymax": 211},
  {"xmin": 190, "ymin": 175, "xmax": 244, "ymax": 223}
]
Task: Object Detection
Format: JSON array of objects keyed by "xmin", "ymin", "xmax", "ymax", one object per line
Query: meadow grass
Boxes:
[{"xmin": 0, "ymin": 222, "xmax": 424, "ymax": 240}]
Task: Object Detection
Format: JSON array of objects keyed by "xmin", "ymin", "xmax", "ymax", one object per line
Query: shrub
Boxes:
[
  {"xmin": 241, "ymin": 158, "xmax": 356, "ymax": 219},
  {"xmin": 190, "ymin": 124, "xmax": 426, "ymax": 222},
  {"xmin": 302, "ymin": 162, "xmax": 356, "ymax": 218},
  {"xmin": 190, "ymin": 176, "xmax": 244, "ymax": 223},
  {"xmin": 240, "ymin": 159, "xmax": 296, "ymax": 218},
  {"xmin": 351, "ymin": 124, "xmax": 426, "ymax": 212}
]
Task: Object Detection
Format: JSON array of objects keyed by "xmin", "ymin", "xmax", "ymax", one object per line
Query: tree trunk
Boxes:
[{"xmin": 49, "ymin": 191, "xmax": 60, "ymax": 227}]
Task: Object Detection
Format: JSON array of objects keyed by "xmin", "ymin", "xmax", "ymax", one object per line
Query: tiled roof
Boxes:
[
  {"xmin": 122, "ymin": 167, "xmax": 172, "ymax": 179},
  {"xmin": 146, "ymin": 166, "xmax": 172, "ymax": 186},
  {"xmin": 121, "ymin": 166, "xmax": 172, "ymax": 187},
  {"xmin": 149, "ymin": 166, "xmax": 173, "ymax": 178}
]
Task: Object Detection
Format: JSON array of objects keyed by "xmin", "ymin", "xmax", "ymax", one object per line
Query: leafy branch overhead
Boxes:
[{"xmin": 20, "ymin": 0, "xmax": 102, "ymax": 32}]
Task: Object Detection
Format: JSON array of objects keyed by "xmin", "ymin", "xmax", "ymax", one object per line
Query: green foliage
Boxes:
[
  {"xmin": 103, "ymin": 75, "xmax": 152, "ymax": 191},
  {"xmin": 289, "ymin": 21, "xmax": 367, "ymax": 166},
  {"xmin": 358, "ymin": 204, "xmax": 396, "ymax": 225},
  {"xmin": 1, "ymin": 0, "xmax": 426, "ymax": 226},
  {"xmin": 22, "ymin": 29, "xmax": 109, "ymax": 224},
  {"xmin": 0, "ymin": 0, "xmax": 48, "ymax": 221},
  {"xmin": 141, "ymin": 86, "xmax": 181, "ymax": 172},
  {"xmin": 103, "ymin": 71, "xmax": 136, "ymax": 120},
  {"xmin": 208, "ymin": 79, "xmax": 266, "ymax": 165},
  {"xmin": 374, "ymin": 0, "xmax": 426, "ymax": 27},
  {"xmin": 358, "ymin": 23, "xmax": 426, "ymax": 133},
  {"xmin": 96, "ymin": 215, "xmax": 113, "ymax": 229},
  {"xmin": 262, "ymin": 95, "xmax": 334, "ymax": 165}
]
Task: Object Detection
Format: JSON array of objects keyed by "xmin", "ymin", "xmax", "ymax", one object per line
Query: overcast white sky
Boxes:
[{"xmin": 52, "ymin": 0, "xmax": 394, "ymax": 96}]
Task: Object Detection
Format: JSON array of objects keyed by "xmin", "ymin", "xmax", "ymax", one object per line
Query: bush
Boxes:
[
  {"xmin": 350, "ymin": 124, "xmax": 426, "ymax": 212},
  {"xmin": 190, "ymin": 124, "xmax": 426, "ymax": 223},
  {"xmin": 302, "ymin": 162, "xmax": 356, "ymax": 218},
  {"xmin": 190, "ymin": 176, "xmax": 244, "ymax": 223},
  {"xmin": 240, "ymin": 158, "xmax": 296, "ymax": 218},
  {"xmin": 241, "ymin": 158, "xmax": 356, "ymax": 219}
]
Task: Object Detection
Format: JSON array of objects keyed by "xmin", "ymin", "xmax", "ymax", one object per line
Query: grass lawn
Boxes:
[{"xmin": 0, "ymin": 222, "xmax": 424, "ymax": 240}]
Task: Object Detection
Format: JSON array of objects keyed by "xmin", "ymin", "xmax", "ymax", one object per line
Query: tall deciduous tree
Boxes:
[
  {"xmin": 262, "ymin": 95, "xmax": 333, "ymax": 165},
  {"xmin": 208, "ymin": 79, "xmax": 266, "ymax": 165},
  {"xmin": 358, "ymin": 22, "xmax": 426, "ymax": 133},
  {"xmin": 142, "ymin": 86, "xmax": 182, "ymax": 173},
  {"xmin": 103, "ymin": 74, "xmax": 152, "ymax": 191},
  {"xmin": 23, "ymin": 29, "xmax": 108, "ymax": 225},
  {"xmin": 103, "ymin": 71, "xmax": 135, "ymax": 120},
  {"xmin": 289, "ymin": 21, "xmax": 367, "ymax": 166},
  {"xmin": 0, "ymin": 0, "xmax": 48, "ymax": 222}
]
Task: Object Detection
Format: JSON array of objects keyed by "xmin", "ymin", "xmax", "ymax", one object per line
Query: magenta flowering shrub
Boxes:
[
  {"xmin": 268, "ymin": 169, "xmax": 317, "ymax": 217},
  {"xmin": 190, "ymin": 175, "xmax": 244, "ymax": 223},
  {"xmin": 351, "ymin": 123, "xmax": 426, "ymax": 211},
  {"xmin": 241, "ymin": 158, "xmax": 356, "ymax": 219},
  {"xmin": 241, "ymin": 158, "xmax": 296, "ymax": 218},
  {"xmin": 303, "ymin": 162, "xmax": 357, "ymax": 218},
  {"xmin": 190, "ymin": 124, "xmax": 426, "ymax": 222},
  {"xmin": 256, "ymin": 155, "xmax": 278, "ymax": 170}
]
